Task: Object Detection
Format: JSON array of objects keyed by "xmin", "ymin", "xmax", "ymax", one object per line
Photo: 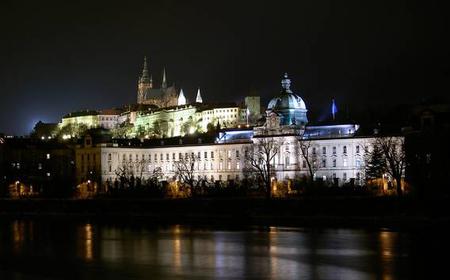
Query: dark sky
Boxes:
[{"xmin": 0, "ymin": 0, "xmax": 448, "ymax": 135}]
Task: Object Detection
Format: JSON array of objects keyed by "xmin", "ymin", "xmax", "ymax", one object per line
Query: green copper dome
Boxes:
[{"xmin": 267, "ymin": 73, "xmax": 308, "ymax": 126}]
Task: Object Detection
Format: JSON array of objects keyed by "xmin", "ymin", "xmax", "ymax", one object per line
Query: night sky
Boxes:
[{"xmin": 1, "ymin": 0, "xmax": 448, "ymax": 135}]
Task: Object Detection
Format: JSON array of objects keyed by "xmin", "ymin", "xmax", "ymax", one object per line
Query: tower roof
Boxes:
[
  {"xmin": 140, "ymin": 56, "xmax": 151, "ymax": 83},
  {"xmin": 178, "ymin": 89, "xmax": 187, "ymax": 106},
  {"xmin": 196, "ymin": 88, "xmax": 203, "ymax": 103}
]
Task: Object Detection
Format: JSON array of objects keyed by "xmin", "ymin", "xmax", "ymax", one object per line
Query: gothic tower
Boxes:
[{"xmin": 137, "ymin": 56, "xmax": 152, "ymax": 104}]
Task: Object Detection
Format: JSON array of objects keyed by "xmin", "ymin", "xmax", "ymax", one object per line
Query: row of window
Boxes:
[
  {"xmin": 81, "ymin": 153, "xmax": 97, "ymax": 162},
  {"xmin": 316, "ymin": 158, "xmax": 362, "ymax": 168},
  {"xmin": 111, "ymin": 150, "xmax": 243, "ymax": 163},
  {"xmin": 99, "ymin": 116, "xmax": 117, "ymax": 121},
  {"xmin": 327, "ymin": 172, "xmax": 361, "ymax": 181},
  {"xmin": 312, "ymin": 145, "xmax": 362, "ymax": 156}
]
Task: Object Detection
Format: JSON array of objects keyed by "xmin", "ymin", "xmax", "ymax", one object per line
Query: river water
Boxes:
[{"xmin": 0, "ymin": 220, "xmax": 444, "ymax": 279}]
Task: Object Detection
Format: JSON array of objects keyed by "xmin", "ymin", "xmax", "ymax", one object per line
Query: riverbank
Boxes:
[{"xmin": 1, "ymin": 196, "xmax": 449, "ymax": 229}]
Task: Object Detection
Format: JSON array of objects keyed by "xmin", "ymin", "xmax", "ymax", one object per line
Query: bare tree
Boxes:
[
  {"xmin": 366, "ymin": 136, "xmax": 406, "ymax": 195},
  {"xmin": 244, "ymin": 137, "xmax": 280, "ymax": 198},
  {"xmin": 297, "ymin": 137, "xmax": 318, "ymax": 183},
  {"xmin": 173, "ymin": 153, "xmax": 203, "ymax": 196},
  {"xmin": 135, "ymin": 158, "xmax": 147, "ymax": 182},
  {"xmin": 296, "ymin": 129, "xmax": 319, "ymax": 183},
  {"xmin": 149, "ymin": 167, "xmax": 163, "ymax": 185},
  {"xmin": 114, "ymin": 161, "xmax": 134, "ymax": 188}
]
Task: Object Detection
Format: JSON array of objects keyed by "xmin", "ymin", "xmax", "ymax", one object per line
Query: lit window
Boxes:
[
  {"xmin": 236, "ymin": 162, "xmax": 240, "ymax": 169},
  {"xmin": 343, "ymin": 158, "xmax": 348, "ymax": 167},
  {"xmin": 46, "ymin": 153, "xmax": 50, "ymax": 159}
]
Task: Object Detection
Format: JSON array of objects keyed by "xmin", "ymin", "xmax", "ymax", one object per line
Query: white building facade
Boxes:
[{"xmin": 98, "ymin": 132, "xmax": 378, "ymax": 187}]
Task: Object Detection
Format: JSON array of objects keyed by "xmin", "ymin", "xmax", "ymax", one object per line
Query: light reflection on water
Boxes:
[{"xmin": 0, "ymin": 220, "xmax": 425, "ymax": 279}]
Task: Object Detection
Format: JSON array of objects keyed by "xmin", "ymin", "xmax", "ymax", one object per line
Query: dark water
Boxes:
[{"xmin": 0, "ymin": 220, "xmax": 445, "ymax": 279}]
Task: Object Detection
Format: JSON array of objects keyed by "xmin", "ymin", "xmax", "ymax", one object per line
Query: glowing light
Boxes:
[{"xmin": 84, "ymin": 224, "xmax": 93, "ymax": 261}]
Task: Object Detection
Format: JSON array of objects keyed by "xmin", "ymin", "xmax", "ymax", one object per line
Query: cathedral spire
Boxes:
[
  {"xmin": 138, "ymin": 56, "xmax": 152, "ymax": 104},
  {"xmin": 162, "ymin": 67, "xmax": 167, "ymax": 89},
  {"xmin": 178, "ymin": 89, "xmax": 187, "ymax": 106},
  {"xmin": 195, "ymin": 88, "xmax": 203, "ymax": 103},
  {"xmin": 141, "ymin": 56, "xmax": 150, "ymax": 82}
]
